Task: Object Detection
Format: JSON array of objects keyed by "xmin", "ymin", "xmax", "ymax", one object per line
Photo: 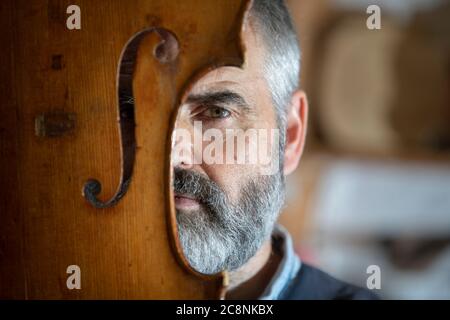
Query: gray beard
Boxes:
[{"xmin": 174, "ymin": 168, "xmax": 285, "ymax": 275}]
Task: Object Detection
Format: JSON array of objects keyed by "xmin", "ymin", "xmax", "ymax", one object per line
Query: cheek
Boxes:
[
  {"xmin": 199, "ymin": 121, "xmax": 280, "ymax": 196},
  {"xmin": 200, "ymin": 132, "xmax": 277, "ymax": 201},
  {"xmin": 202, "ymin": 163, "xmax": 256, "ymax": 202}
]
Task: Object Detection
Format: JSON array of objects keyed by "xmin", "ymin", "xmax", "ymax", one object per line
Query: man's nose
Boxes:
[
  {"xmin": 171, "ymin": 121, "xmax": 197, "ymax": 169},
  {"xmin": 172, "ymin": 138, "xmax": 193, "ymax": 169}
]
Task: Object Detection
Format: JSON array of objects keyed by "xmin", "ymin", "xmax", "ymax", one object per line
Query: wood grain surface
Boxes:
[{"xmin": 0, "ymin": 0, "xmax": 249, "ymax": 299}]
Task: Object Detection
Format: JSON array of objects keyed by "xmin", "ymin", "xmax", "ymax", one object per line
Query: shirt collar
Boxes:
[{"xmin": 258, "ymin": 224, "xmax": 301, "ymax": 300}]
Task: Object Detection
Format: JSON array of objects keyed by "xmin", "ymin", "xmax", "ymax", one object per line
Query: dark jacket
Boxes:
[{"xmin": 279, "ymin": 263, "xmax": 380, "ymax": 300}]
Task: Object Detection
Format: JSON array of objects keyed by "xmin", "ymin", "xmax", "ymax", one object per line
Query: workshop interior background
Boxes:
[{"xmin": 281, "ymin": 0, "xmax": 450, "ymax": 299}]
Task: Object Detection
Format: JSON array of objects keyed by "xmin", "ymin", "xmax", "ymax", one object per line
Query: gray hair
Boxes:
[{"xmin": 249, "ymin": 0, "xmax": 301, "ymax": 131}]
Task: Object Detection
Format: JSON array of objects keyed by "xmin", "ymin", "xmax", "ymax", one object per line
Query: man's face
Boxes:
[{"xmin": 171, "ymin": 24, "xmax": 286, "ymax": 274}]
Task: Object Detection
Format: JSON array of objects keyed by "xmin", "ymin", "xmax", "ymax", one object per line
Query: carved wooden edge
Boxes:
[{"xmin": 164, "ymin": 0, "xmax": 254, "ymax": 299}]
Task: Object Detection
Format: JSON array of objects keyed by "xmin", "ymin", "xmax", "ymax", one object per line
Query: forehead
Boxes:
[{"xmin": 187, "ymin": 67, "xmax": 252, "ymax": 100}]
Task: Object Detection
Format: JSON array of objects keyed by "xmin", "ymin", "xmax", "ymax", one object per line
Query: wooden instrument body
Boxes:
[{"xmin": 0, "ymin": 0, "xmax": 249, "ymax": 299}]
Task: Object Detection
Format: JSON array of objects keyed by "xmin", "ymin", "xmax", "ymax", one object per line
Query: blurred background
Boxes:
[{"xmin": 281, "ymin": 0, "xmax": 450, "ymax": 299}]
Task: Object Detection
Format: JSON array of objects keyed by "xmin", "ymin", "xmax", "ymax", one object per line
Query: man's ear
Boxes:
[{"xmin": 283, "ymin": 90, "xmax": 308, "ymax": 176}]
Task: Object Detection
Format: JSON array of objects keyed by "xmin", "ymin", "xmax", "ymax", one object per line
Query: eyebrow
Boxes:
[{"xmin": 185, "ymin": 90, "xmax": 250, "ymax": 110}]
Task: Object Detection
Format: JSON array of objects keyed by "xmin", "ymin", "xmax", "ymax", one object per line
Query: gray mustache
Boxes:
[{"xmin": 173, "ymin": 168, "xmax": 226, "ymax": 208}]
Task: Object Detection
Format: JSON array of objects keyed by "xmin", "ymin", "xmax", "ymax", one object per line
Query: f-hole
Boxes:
[{"xmin": 83, "ymin": 28, "xmax": 177, "ymax": 209}]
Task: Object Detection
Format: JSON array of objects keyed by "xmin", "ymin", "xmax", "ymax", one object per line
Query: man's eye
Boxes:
[{"xmin": 201, "ymin": 106, "xmax": 231, "ymax": 119}]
